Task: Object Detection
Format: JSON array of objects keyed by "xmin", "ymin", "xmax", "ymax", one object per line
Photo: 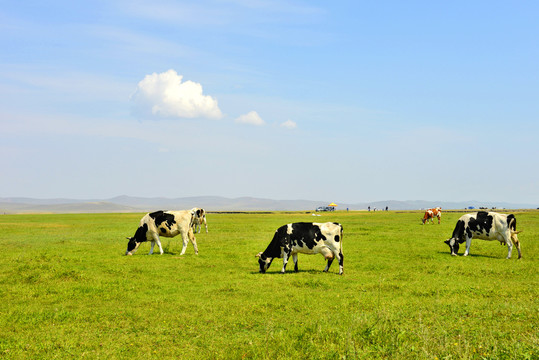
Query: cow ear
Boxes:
[{"xmin": 255, "ymin": 252, "xmax": 262, "ymax": 258}]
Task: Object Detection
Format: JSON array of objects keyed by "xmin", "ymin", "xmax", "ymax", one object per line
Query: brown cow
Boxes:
[{"xmin": 422, "ymin": 207, "xmax": 442, "ymax": 224}]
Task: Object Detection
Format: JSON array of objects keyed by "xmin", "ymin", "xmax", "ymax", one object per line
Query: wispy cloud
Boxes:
[
  {"xmin": 280, "ymin": 119, "xmax": 297, "ymax": 129},
  {"xmin": 235, "ymin": 111, "xmax": 265, "ymax": 126},
  {"xmin": 118, "ymin": 0, "xmax": 323, "ymax": 25}
]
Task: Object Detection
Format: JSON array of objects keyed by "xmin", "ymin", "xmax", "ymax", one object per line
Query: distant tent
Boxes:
[{"xmin": 328, "ymin": 203, "xmax": 337, "ymax": 207}]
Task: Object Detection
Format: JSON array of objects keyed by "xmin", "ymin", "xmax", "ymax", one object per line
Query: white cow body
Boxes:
[
  {"xmin": 126, "ymin": 210, "xmax": 200, "ymax": 256},
  {"xmin": 256, "ymin": 222, "xmax": 344, "ymax": 274},
  {"xmin": 445, "ymin": 211, "xmax": 521, "ymax": 259}
]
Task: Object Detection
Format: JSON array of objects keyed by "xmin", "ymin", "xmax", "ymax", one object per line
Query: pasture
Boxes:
[{"xmin": 0, "ymin": 210, "xmax": 537, "ymax": 359}]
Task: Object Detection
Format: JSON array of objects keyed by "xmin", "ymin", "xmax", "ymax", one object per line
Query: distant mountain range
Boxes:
[{"xmin": 0, "ymin": 196, "xmax": 536, "ymax": 214}]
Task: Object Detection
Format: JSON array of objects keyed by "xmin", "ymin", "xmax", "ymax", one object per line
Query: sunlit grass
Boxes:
[{"xmin": 0, "ymin": 211, "xmax": 537, "ymax": 359}]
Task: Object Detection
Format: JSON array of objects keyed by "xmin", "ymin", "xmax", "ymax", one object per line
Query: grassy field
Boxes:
[{"xmin": 0, "ymin": 210, "xmax": 537, "ymax": 359}]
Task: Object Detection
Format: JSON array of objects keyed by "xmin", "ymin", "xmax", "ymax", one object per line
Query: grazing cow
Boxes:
[
  {"xmin": 125, "ymin": 210, "xmax": 200, "ymax": 256},
  {"xmin": 422, "ymin": 207, "xmax": 442, "ymax": 224},
  {"xmin": 256, "ymin": 222, "xmax": 344, "ymax": 274},
  {"xmin": 444, "ymin": 211, "xmax": 521, "ymax": 259},
  {"xmin": 422, "ymin": 209, "xmax": 434, "ymax": 224},
  {"xmin": 191, "ymin": 208, "xmax": 208, "ymax": 233}
]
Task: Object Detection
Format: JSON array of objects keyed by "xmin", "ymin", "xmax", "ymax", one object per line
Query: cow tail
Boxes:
[
  {"xmin": 509, "ymin": 215, "xmax": 517, "ymax": 232},
  {"xmin": 338, "ymin": 224, "xmax": 344, "ymax": 273},
  {"xmin": 508, "ymin": 215, "xmax": 521, "ymax": 240},
  {"xmin": 339, "ymin": 224, "xmax": 344, "ymax": 251},
  {"xmin": 189, "ymin": 210, "xmax": 196, "ymax": 230}
]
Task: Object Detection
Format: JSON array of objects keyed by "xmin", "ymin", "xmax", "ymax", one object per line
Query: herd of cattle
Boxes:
[{"xmin": 125, "ymin": 207, "xmax": 522, "ymax": 274}]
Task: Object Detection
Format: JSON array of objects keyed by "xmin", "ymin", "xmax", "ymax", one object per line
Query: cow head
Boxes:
[
  {"xmin": 256, "ymin": 252, "xmax": 274, "ymax": 273},
  {"xmin": 444, "ymin": 238, "xmax": 460, "ymax": 256},
  {"xmin": 125, "ymin": 236, "xmax": 141, "ymax": 255},
  {"xmin": 125, "ymin": 224, "xmax": 147, "ymax": 256}
]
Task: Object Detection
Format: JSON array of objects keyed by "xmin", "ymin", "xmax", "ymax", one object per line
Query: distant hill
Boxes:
[{"xmin": 0, "ymin": 196, "xmax": 536, "ymax": 214}]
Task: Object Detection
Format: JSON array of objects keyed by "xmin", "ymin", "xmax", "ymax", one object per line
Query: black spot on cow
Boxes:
[
  {"xmin": 468, "ymin": 211, "xmax": 493, "ymax": 237},
  {"xmin": 149, "ymin": 210, "xmax": 164, "ymax": 219},
  {"xmin": 334, "ymin": 235, "xmax": 340, "ymax": 242},
  {"xmin": 149, "ymin": 211, "xmax": 176, "ymax": 231},
  {"xmin": 290, "ymin": 223, "xmax": 325, "ymax": 250}
]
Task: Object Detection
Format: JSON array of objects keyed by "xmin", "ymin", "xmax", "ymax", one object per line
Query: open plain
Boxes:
[{"xmin": 0, "ymin": 210, "xmax": 537, "ymax": 359}]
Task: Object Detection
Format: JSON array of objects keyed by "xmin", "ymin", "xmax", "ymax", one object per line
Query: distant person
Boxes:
[
  {"xmin": 386, "ymin": 206, "xmax": 388, "ymax": 211},
  {"xmin": 368, "ymin": 206, "xmax": 371, "ymax": 211}
]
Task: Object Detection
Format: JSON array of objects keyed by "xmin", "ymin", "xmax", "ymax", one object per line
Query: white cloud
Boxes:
[
  {"xmin": 280, "ymin": 119, "xmax": 297, "ymax": 129},
  {"xmin": 235, "ymin": 111, "xmax": 265, "ymax": 126},
  {"xmin": 131, "ymin": 69, "xmax": 222, "ymax": 119}
]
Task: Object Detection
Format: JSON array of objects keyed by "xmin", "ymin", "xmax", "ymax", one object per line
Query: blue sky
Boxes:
[{"xmin": 1, "ymin": 1, "xmax": 538, "ymax": 204}]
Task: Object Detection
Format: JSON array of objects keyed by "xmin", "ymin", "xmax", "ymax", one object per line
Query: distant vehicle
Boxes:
[{"xmin": 316, "ymin": 206, "xmax": 334, "ymax": 212}]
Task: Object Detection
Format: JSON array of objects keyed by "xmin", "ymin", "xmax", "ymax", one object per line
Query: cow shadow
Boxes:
[
  {"xmin": 163, "ymin": 250, "xmax": 179, "ymax": 256},
  {"xmin": 436, "ymin": 251, "xmax": 502, "ymax": 259},
  {"xmin": 250, "ymin": 269, "xmax": 335, "ymax": 275}
]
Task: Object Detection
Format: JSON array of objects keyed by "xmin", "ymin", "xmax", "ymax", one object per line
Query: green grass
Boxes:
[{"xmin": 0, "ymin": 211, "xmax": 537, "ymax": 359}]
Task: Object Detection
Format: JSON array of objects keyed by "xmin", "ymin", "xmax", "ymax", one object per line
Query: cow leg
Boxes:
[
  {"xmin": 337, "ymin": 251, "xmax": 344, "ymax": 275},
  {"xmin": 149, "ymin": 233, "xmax": 164, "ymax": 255},
  {"xmin": 325, "ymin": 250, "xmax": 343, "ymax": 275},
  {"xmin": 281, "ymin": 250, "xmax": 291, "ymax": 273},
  {"xmin": 512, "ymin": 233, "xmax": 522, "ymax": 259},
  {"xmin": 321, "ymin": 248, "xmax": 335, "ymax": 273},
  {"xmin": 516, "ymin": 241, "xmax": 522, "ymax": 259},
  {"xmin": 323, "ymin": 258, "xmax": 334, "ymax": 272},
  {"xmin": 463, "ymin": 236, "xmax": 472, "ymax": 256},
  {"xmin": 502, "ymin": 231, "xmax": 514, "ymax": 259},
  {"xmin": 189, "ymin": 228, "xmax": 199, "ymax": 255},
  {"xmin": 506, "ymin": 240, "xmax": 513, "ymax": 259},
  {"xmin": 179, "ymin": 230, "xmax": 189, "ymax": 255},
  {"xmin": 292, "ymin": 253, "xmax": 299, "ymax": 272}
]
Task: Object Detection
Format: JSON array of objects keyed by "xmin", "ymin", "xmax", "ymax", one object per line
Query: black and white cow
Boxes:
[
  {"xmin": 125, "ymin": 210, "xmax": 200, "ymax": 256},
  {"xmin": 191, "ymin": 208, "xmax": 208, "ymax": 234},
  {"xmin": 444, "ymin": 211, "xmax": 522, "ymax": 259},
  {"xmin": 256, "ymin": 222, "xmax": 344, "ymax": 274}
]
